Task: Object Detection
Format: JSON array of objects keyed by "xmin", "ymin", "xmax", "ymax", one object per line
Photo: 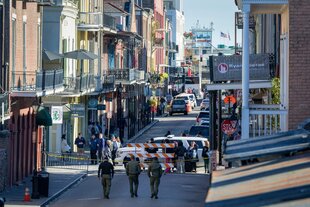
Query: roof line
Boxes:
[{"xmin": 105, "ymin": 2, "xmax": 129, "ymax": 14}]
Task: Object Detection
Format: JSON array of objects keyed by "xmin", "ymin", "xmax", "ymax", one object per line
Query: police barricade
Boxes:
[{"xmin": 126, "ymin": 143, "xmax": 175, "ymax": 171}]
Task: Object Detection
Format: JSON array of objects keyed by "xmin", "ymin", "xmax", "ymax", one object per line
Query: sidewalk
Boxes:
[{"xmin": 0, "ymin": 168, "xmax": 87, "ymax": 207}]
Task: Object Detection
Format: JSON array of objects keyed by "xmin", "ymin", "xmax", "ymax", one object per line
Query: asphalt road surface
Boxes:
[{"xmin": 50, "ymin": 171, "xmax": 209, "ymax": 207}]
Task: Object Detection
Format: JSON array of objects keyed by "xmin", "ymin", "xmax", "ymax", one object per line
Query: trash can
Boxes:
[{"xmin": 38, "ymin": 171, "xmax": 49, "ymax": 197}]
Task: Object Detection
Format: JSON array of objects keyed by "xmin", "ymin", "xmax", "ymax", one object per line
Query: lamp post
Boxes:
[
  {"xmin": 117, "ymin": 83, "xmax": 124, "ymax": 143},
  {"xmin": 31, "ymin": 100, "xmax": 40, "ymax": 199}
]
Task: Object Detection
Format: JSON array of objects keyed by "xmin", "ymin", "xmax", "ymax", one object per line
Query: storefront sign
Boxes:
[
  {"xmin": 51, "ymin": 106, "xmax": 63, "ymax": 124},
  {"xmin": 210, "ymin": 54, "xmax": 271, "ymax": 82},
  {"xmin": 70, "ymin": 104, "xmax": 85, "ymax": 117}
]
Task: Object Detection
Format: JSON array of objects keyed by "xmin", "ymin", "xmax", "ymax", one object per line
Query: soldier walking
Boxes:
[
  {"xmin": 98, "ymin": 157, "xmax": 114, "ymax": 199},
  {"xmin": 147, "ymin": 157, "xmax": 163, "ymax": 199},
  {"xmin": 126, "ymin": 155, "xmax": 141, "ymax": 198}
]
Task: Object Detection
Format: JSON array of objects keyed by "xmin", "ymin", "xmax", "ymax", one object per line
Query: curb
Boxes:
[{"xmin": 39, "ymin": 173, "xmax": 87, "ymax": 207}]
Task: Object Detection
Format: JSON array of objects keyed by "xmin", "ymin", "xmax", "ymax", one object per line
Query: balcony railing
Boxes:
[
  {"xmin": 0, "ymin": 93, "xmax": 9, "ymax": 117},
  {"xmin": 135, "ymin": 70, "xmax": 145, "ymax": 82},
  {"xmin": 78, "ymin": 12, "xmax": 103, "ymax": 30},
  {"xmin": 107, "ymin": 69, "xmax": 136, "ymax": 83},
  {"xmin": 103, "ymin": 14, "xmax": 116, "ymax": 30},
  {"xmin": 102, "ymin": 75, "xmax": 115, "ymax": 92},
  {"xmin": 63, "ymin": 74, "xmax": 95, "ymax": 94},
  {"xmin": 11, "ymin": 69, "xmax": 64, "ymax": 95},
  {"xmin": 249, "ymin": 104, "xmax": 288, "ymax": 138}
]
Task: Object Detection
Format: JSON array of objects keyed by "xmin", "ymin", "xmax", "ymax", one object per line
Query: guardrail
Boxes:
[{"xmin": 249, "ymin": 104, "xmax": 288, "ymax": 138}]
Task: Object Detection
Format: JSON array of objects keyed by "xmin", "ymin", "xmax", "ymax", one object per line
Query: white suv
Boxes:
[{"xmin": 151, "ymin": 135, "xmax": 209, "ymax": 164}]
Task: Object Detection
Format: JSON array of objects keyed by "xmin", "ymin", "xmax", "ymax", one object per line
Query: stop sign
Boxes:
[{"xmin": 221, "ymin": 119, "xmax": 238, "ymax": 135}]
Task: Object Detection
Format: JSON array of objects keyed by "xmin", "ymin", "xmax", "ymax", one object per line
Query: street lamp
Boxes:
[
  {"xmin": 117, "ymin": 83, "xmax": 124, "ymax": 143},
  {"xmin": 31, "ymin": 99, "xmax": 40, "ymax": 199}
]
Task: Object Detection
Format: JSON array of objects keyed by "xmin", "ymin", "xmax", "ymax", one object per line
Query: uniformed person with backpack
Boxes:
[
  {"xmin": 98, "ymin": 157, "xmax": 114, "ymax": 199},
  {"xmin": 148, "ymin": 157, "xmax": 163, "ymax": 199},
  {"xmin": 126, "ymin": 155, "xmax": 141, "ymax": 197}
]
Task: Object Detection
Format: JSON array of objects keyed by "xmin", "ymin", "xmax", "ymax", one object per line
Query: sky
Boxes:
[{"xmin": 183, "ymin": 0, "xmax": 242, "ymax": 47}]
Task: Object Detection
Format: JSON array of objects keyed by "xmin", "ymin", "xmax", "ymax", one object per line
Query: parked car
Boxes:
[
  {"xmin": 169, "ymin": 99, "xmax": 189, "ymax": 116},
  {"xmin": 196, "ymin": 111, "xmax": 210, "ymax": 125},
  {"xmin": 200, "ymin": 99, "xmax": 210, "ymax": 110},
  {"xmin": 188, "ymin": 125, "xmax": 209, "ymax": 138},
  {"xmin": 175, "ymin": 93, "xmax": 195, "ymax": 109},
  {"xmin": 151, "ymin": 135, "xmax": 210, "ymax": 164}
]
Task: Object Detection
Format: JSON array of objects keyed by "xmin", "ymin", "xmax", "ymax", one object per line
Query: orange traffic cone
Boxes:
[{"xmin": 24, "ymin": 187, "xmax": 31, "ymax": 202}]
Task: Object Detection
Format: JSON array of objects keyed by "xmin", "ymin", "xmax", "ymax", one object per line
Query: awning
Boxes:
[
  {"xmin": 36, "ymin": 107, "xmax": 52, "ymax": 126},
  {"xmin": 206, "ymin": 80, "xmax": 272, "ymax": 91}
]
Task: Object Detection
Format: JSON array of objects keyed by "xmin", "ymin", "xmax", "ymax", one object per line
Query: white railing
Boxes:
[{"xmin": 249, "ymin": 104, "xmax": 288, "ymax": 138}]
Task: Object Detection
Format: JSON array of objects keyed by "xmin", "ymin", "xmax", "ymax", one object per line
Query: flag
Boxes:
[{"xmin": 220, "ymin": 32, "xmax": 227, "ymax": 38}]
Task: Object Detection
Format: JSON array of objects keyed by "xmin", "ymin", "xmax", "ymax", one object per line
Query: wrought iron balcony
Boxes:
[
  {"xmin": 78, "ymin": 12, "xmax": 103, "ymax": 31},
  {"xmin": 11, "ymin": 69, "xmax": 64, "ymax": 97},
  {"xmin": 103, "ymin": 14, "xmax": 116, "ymax": 31},
  {"xmin": 135, "ymin": 70, "xmax": 145, "ymax": 82},
  {"xmin": 102, "ymin": 75, "xmax": 115, "ymax": 92},
  {"xmin": 63, "ymin": 74, "xmax": 95, "ymax": 94},
  {"xmin": 107, "ymin": 69, "xmax": 136, "ymax": 84},
  {"xmin": 77, "ymin": 12, "xmax": 116, "ymax": 32}
]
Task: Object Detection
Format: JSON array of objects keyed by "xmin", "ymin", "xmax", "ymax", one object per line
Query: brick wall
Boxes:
[{"xmin": 288, "ymin": 0, "xmax": 310, "ymax": 129}]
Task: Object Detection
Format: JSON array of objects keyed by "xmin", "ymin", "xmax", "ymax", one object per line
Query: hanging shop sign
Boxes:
[
  {"xmin": 51, "ymin": 106, "xmax": 63, "ymax": 124},
  {"xmin": 210, "ymin": 54, "xmax": 271, "ymax": 82},
  {"xmin": 70, "ymin": 104, "xmax": 85, "ymax": 117}
]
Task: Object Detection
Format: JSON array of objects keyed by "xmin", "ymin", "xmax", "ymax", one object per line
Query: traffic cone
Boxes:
[{"xmin": 24, "ymin": 187, "xmax": 31, "ymax": 202}]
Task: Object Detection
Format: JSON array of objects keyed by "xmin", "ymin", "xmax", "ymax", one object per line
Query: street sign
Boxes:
[
  {"xmin": 224, "ymin": 95, "xmax": 236, "ymax": 104},
  {"xmin": 51, "ymin": 106, "xmax": 63, "ymax": 124},
  {"xmin": 97, "ymin": 104, "xmax": 106, "ymax": 110},
  {"xmin": 221, "ymin": 119, "xmax": 238, "ymax": 135}
]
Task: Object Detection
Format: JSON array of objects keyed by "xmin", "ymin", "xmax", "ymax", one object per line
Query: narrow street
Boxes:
[{"xmin": 49, "ymin": 109, "xmax": 210, "ymax": 207}]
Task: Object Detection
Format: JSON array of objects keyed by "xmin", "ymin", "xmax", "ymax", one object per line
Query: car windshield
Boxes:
[
  {"xmin": 189, "ymin": 126, "xmax": 209, "ymax": 137},
  {"xmin": 176, "ymin": 96, "xmax": 189, "ymax": 100}
]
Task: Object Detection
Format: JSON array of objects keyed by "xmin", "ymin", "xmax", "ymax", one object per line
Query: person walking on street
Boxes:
[
  {"xmin": 202, "ymin": 141, "xmax": 210, "ymax": 173},
  {"xmin": 148, "ymin": 157, "xmax": 163, "ymax": 199},
  {"xmin": 98, "ymin": 157, "xmax": 114, "ymax": 199},
  {"xmin": 89, "ymin": 134, "xmax": 98, "ymax": 165},
  {"xmin": 74, "ymin": 133, "xmax": 86, "ymax": 155},
  {"xmin": 98, "ymin": 134, "xmax": 105, "ymax": 163},
  {"xmin": 126, "ymin": 155, "xmax": 141, "ymax": 198},
  {"xmin": 111, "ymin": 136, "xmax": 119, "ymax": 166},
  {"xmin": 175, "ymin": 141, "xmax": 186, "ymax": 173}
]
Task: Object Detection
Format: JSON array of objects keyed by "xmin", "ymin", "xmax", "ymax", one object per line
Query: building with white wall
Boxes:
[{"xmin": 164, "ymin": 0, "xmax": 185, "ymax": 67}]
